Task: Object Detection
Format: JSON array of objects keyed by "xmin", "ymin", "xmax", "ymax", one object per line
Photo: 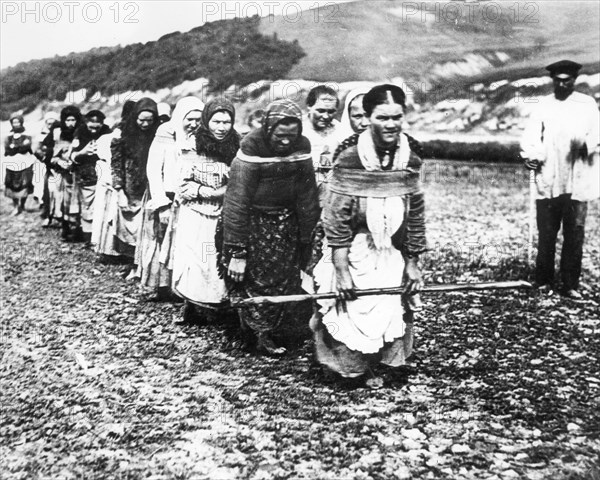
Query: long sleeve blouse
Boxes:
[
  {"xmin": 223, "ymin": 157, "xmax": 320, "ymax": 248},
  {"xmin": 520, "ymin": 91, "xmax": 600, "ymax": 201}
]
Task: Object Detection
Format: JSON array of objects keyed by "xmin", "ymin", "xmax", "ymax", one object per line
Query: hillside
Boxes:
[
  {"xmin": 0, "ymin": 17, "xmax": 304, "ymax": 120},
  {"xmin": 259, "ymin": 0, "xmax": 600, "ymax": 87},
  {"xmin": 2, "ymin": 0, "xmax": 599, "ymax": 121}
]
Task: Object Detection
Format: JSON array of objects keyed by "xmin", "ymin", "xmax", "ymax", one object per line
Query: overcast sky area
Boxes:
[{"xmin": 0, "ymin": 0, "xmax": 353, "ymax": 69}]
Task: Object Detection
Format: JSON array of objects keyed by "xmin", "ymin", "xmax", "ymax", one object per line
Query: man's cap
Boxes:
[{"xmin": 545, "ymin": 59, "xmax": 582, "ymax": 77}]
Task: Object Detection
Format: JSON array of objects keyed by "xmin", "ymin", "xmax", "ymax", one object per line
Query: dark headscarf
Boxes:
[
  {"xmin": 9, "ymin": 113, "xmax": 25, "ymax": 133},
  {"xmin": 121, "ymin": 97, "xmax": 159, "ymax": 154},
  {"xmin": 73, "ymin": 119, "xmax": 111, "ymax": 151},
  {"xmin": 114, "ymin": 100, "xmax": 136, "ymax": 130},
  {"xmin": 195, "ymin": 97, "xmax": 240, "ymax": 165},
  {"xmin": 240, "ymin": 99, "xmax": 310, "ymax": 158},
  {"xmin": 58, "ymin": 105, "xmax": 83, "ymax": 141}
]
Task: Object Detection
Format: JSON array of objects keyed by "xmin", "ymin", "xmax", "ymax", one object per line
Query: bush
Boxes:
[{"xmin": 0, "ymin": 16, "xmax": 305, "ymax": 120}]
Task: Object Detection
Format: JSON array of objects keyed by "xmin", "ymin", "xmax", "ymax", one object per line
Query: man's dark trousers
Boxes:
[{"xmin": 536, "ymin": 193, "xmax": 588, "ymax": 291}]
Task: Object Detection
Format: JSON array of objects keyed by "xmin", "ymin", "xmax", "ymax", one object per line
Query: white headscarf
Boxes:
[
  {"xmin": 169, "ymin": 96, "xmax": 205, "ymax": 152},
  {"xmin": 338, "ymin": 86, "xmax": 372, "ymax": 141}
]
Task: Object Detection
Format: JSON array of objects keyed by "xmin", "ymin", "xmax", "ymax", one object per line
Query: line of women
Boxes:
[{"xmin": 4, "ymin": 84, "xmax": 427, "ymax": 387}]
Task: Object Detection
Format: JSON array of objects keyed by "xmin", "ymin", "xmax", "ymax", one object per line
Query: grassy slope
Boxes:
[{"xmin": 259, "ymin": 0, "xmax": 600, "ymax": 85}]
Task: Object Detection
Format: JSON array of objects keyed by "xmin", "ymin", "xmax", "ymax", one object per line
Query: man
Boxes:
[
  {"xmin": 302, "ymin": 85, "xmax": 342, "ymax": 184},
  {"xmin": 521, "ymin": 59, "xmax": 600, "ymax": 299}
]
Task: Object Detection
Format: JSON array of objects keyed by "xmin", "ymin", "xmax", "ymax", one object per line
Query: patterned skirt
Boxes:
[{"xmin": 226, "ymin": 209, "xmax": 302, "ymax": 335}]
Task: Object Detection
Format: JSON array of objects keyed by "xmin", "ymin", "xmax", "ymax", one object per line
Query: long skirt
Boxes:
[
  {"xmin": 91, "ymin": 182, "xmax": 109, "ymax": 247},
  {"xmin": 311, "ymin": 230, "xmax": 414, "ymax": 378},
  {"xmin": 60, "ymin": 173, "xmax": 78, "ymax": 225},
  {"xmin": 172, "ymin": 204, "xmax": 226, "ymax": 306},
  {"xmin": 136, "ymin": 190, "xmax": 172, "ymax": 290},
  {"xmin": 94, "ymin": 186, "xmax": 120, "ymax": 256},
  {"xmin": 44, "ymin": 169, "xmax": 64, "ymax": 220},
  {"xmin": 227, "ymin": 209, "xmax": 302, "ymax": 335},
  {"xmin": 32, "ymin": 161, "xmax": 45, "ymax": 201},
  {"xmin": 77, "ymin": 183, "xmax": 96, "ymax": 234},
  {"xmin": 4, "ymin": 166, "xmax": 34, "ymax": 200},
  {"xmin": 113, "ymin": 197, "xmax": 142, "ymax": 259}
]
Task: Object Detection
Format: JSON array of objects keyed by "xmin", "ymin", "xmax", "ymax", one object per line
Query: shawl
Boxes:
[
  {"xmin": 238, "ymin": 99, "xmax": 311, "ymax": 162},
  {"xmin": 330, "ymin": 131, "xmax": 420, "ymax": 250},
  {"xmin": 195, "ymin": 97, "xmax": 240, "ymax": 165},
  {"xmin": 120, "ymin": 97, "xmax": 159, "ymax": 158},
  {"xmin": 113, "ymin": 100, "xmax": 136, "ymax": 131}
]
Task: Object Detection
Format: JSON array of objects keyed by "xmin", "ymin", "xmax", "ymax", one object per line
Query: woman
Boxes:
[
  {"xmin": 110, "ymin": 97, "xmax": 159, "ymax": 267},
  {"xmin": 311, "ymin": 84, "xmax": 427, "ymax": 386},
  {"xmin": 338, "ymin": 86, "xmax": 371, "ymax": 140},
  {"xmin": 93, "ymin": 100, "xmax": 135, "ymax": 258},
  {"xmin": 137, "ymin": 96, "xmax": 205, "ymax": 300},
  {"xmin": 306, "ymin": 86, "xmax": 372, "ymax": 272},
  {"xmin": 34, "ymin": 111, "xmax": 60, "ymax": 216},
  {"xmin": 70, "ymin": 110, "xmax": 111, "ymax": 244},
  {"xmin": 4, "ymin": 114, "xmax": 35, "ymax": 216},
  {"xmin": 171, "ymin": 98, "xmax": 238, "ymax": 316},
  {"xmin": 43, "ymin": 106, "xmax": 83, "ymax": 237},
  {"xmin": 222, "ymin": 99, "xmax": 320, "ymax": 355}
]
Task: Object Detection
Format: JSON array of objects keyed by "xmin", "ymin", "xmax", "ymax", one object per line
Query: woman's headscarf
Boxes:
[
  {"xmin": 168, "ymin": 96, "xmax": 205, "ymax": 151},
  {"xmin": 195, "ymin": 97, "xmax": 240, "ymax": 165},
  {"xmin": 58, "ymin": 105, "xmax": 83, "ymax": 141},
  {"xmin": 121, "ymin": 97, "xmax": 158, "ymax": 159},
  {"xmin": 113, "ymin": 100, "xmax": 136, "ymax": 131},
  {"xmin": 121, "ymin": 97, "xmax": 159, "ymax": 151},
  {"xmin": 240, "ymin": 98, "xmax": 311, "ymax": 158},
  {"xmin": 9, "ymin": 113, "xmax": 25, "ymax": 133},
  {"xmin": 338, "ymin": 86, "xmax": 372, "ymax": 140}
]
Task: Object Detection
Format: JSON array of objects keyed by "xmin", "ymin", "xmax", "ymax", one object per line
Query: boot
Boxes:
[
  {"xmin": 68, "ymin": 226, "xmax": 84, "ymax": 243},
  {"xmin": 61, "ymin": 221, "xmax": 71, "ymax": 240}
]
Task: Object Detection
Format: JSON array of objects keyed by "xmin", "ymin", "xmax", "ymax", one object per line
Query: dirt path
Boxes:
[{"xmin": 1, "ymin": 170, "xmax": 599, "ymax": 480}]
